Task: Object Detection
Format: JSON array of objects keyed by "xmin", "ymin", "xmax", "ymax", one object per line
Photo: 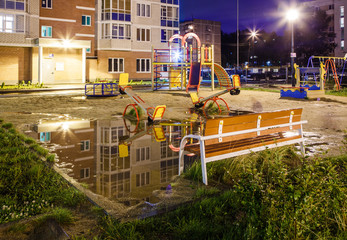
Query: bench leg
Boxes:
[
  {"xmin": 178, "ymin": 138, "xmax": 188, "ymax": 175},
  {"xmin": 200, "ymin": 140, "xmax": 208, "ymax": 185}
]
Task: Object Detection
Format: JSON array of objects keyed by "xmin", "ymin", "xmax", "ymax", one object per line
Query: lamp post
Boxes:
[{"xmin": 286, "ymin": 9, "xmax": 299, "ymax": 87}]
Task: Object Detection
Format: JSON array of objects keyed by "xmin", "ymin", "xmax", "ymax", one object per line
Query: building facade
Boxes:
[
  {"xmin": 180, "ymin": 19, "xmax": 221, "ymax": 65},
  {"xmin": 302, "ymin": 0, "xmax": 346, "ymax": 57},
  {"xmin": 0, "ymin": 0, "xmax": 180, "ymax": 84}
]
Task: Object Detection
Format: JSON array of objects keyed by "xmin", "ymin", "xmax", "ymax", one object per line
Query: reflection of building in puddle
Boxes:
[
  {"xmin": 28, "ymin": 118, "xmax": 96, "ymax": 191},
  {"xmin": 28, "ymin": 117, "xmax": 199, "ymax": 207},
  {"xmin": 96, "ymin": 119, "xmax": 182, "ymax": 204}
]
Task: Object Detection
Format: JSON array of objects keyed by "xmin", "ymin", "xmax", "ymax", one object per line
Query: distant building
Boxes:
[
  {"xmin": 0, "ymin": 0, "xmax": 180, "ymax": 85},
  {"xmin": 180, "ymin": 19, "xmax": 221, "ymax": 65},
  {"xmin": 302, "ymin": 0, "xmax": 346, "ymax": 57}
]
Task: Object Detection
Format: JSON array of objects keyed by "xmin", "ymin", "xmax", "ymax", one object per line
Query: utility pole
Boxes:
[{"xmin": 237, "ymin": 0, "xmax": 239, "ymax": 70}]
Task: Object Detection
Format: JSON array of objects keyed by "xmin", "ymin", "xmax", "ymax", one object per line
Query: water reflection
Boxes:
[{"xmin": 26, "ymin": 116, "xmax": 201, "ymax": 209}]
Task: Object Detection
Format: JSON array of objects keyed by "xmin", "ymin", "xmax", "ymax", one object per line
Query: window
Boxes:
[
  {"xmin": 136, "ymin": 28, "xmax": 150, "ymax": 41},
  {"xmin": 80, "ymin": 140, "xmax": 90, "ymax": 151},
  {"xmin": 86, "ymin": 48, "xmax": 91, "ymax": 53},
  {"xmin": 341, "ymin": 18, "xmax": 344, "ymax": 28},
  {"xmin": 101, "ymin": 0, "xmax": 131, "ymax": 22},
  {"xmin": 137, "ymin": 3, "xmax": 150, "ymax": 17},
  {"xmin": 341, "ymin": 6, "xmax": 344, "ymax": 17},
  {"xmin": 40, "ymin": 132, "xmax": 51, "ymax": 142},
  {"xmin": 342, "ymin": 28, "xmax": 345, "ymax": 40},
  {"xmin": 108, "ymin": 58, "xmax": 124, "ymax": 73},
  {"xmin": 342, "ymin": 40, "xmax": 344, "ymax": 50},
  {"xmin": 161, "ymin": 5, "xmax": 178, "ymax": 27},
  {"xmin": 0, "ymin": 0, "xmax": 25, "ymax": 10},
  {"xmin": 82, "ymin": 15, "xmax": 91, "ymax": 26},
  {"xmin": 101, "ymin": 23, "xmax": 131, "ymax": 39},
  {"xmin": 80, "ymin": 168, "xmax": 90, "ymax": 179},
  {"xmin": 329, "ymin": 4, "xmax": 334, "ymax": 10},
  {"xmin": 41, "ymin": 26, "xmax": 52, "ymax": 37},
  {"xmin": 136, "ymin": 172, "xmax": 150, "ymax": 187},
  {"xmin": 161, "ymin": 29, "xmax": 178, "ymax": 43},
  {"xmin": 136, "ymin": 147, "xmax": 150, "ymax": 162},
  {"xmin": 42, "ymin": 0, "xmax": 52, "ymax": 8},
  {"xmin": 136, "ymin": 59, "xmax": 151, "ymax": 73},
  {"xmin": 161, "ymin": 0, "xmax": 179, "ymax": 4},
  {"xmin": 0, "ymin": 13, "xmax": 24, "ymax": 33},
  {"xmin": 160, "ymin": 159, "xmax": 178, "ymax": 183}
]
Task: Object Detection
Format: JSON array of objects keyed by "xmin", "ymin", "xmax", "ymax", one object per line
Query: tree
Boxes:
[{"xmin": 294, "ymin": 9, "xmax": 336, "ymax": 66}]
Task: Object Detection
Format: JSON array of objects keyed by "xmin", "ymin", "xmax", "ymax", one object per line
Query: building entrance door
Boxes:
[{"xmin": 43, "ymin": 58, "xmax": 55, "ymax": 83}]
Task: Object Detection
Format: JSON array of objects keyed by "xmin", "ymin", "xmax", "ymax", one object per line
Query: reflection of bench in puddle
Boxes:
[{"xmin": 179, "ymin": 108, "xmax": 307, "ymax": 185}]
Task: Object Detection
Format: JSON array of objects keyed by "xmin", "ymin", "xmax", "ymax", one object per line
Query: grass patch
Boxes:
[
  {"xmin": 326, "ymin": 88, "xmax": 347, "ymax": 97},
  {"xmin": 0, "ymin": 82, "xmax": 45, "ymax": 90},
  {"xmin": 0, "ymin": 122, "xmax": 86, "ymax": 224},
  {"xmin": 36, "ymin": 207, "xmax": 74, "ymax": 225},
  {"xmin": 95, "ymin": 147, "xmax": 346, "ymax": 240},
  {"xmin": 241, "ymin": 87, "xmax": 280, "ymax": 93}
]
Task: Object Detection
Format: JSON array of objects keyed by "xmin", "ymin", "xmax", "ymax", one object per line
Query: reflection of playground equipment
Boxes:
[
  {"xmin": 85, "ymin": 83, "xmax": 119, "ymax": 97},
  {"xmin": 119, "ymin": 73, "xmax": 166, "ymax": 122},
  {"xmin": 179, "ymin": 108, "xmax": 307, "ymax": 185},
  {"xmin": 152, "ymin": 33, "xmax": 219, "ymax": 91}
]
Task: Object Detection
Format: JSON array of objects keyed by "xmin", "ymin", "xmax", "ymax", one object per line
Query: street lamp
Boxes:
[
  {"xmin": 248, "ymin": 29, "xmax": 258, "ymax": 66},
  {"xmin": 286, "ymin": 8, "xmax": 299, "ymax": 87}
]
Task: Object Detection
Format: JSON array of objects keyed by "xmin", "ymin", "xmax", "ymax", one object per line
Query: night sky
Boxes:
[{"xmin": 180, "ymin": 0, "xmax": 304, "ymax": 35}]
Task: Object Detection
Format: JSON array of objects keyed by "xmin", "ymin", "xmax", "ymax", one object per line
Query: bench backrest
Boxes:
[{"xmin": 203, "ymin": 108, "xmax": 303, "ymax": 145}]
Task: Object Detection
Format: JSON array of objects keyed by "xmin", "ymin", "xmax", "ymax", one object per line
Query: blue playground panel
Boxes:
[
  {"xmin": 280, "ymin": 89, "xmax": 307, "ymax": 99},
  {"xmin": 85, "ymin": 83, "xmax": 119, "ymax": 97},
  {"xmin": 301, "ymin": 84, "xmax": 320, "ymax": 90}
]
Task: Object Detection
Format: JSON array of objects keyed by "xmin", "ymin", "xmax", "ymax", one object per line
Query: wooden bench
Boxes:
[{"xmin": 178, "ymin": 108, "xmax": 307, "ymax": 185}]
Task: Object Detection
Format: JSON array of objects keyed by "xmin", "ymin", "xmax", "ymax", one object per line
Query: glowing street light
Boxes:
[{"xmin": 286, "ymin": 8, "xmax": 299, "ymax": 86}]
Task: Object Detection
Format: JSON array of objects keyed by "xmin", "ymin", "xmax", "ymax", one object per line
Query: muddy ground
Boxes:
[{"xmin": 0, "ymin": 88, "xmax": 346, "ymax": 156}]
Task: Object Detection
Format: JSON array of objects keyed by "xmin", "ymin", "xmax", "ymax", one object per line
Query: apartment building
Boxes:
[
  {"xmin": 0, "ymin": 0, "xmax": 180, "ymax": 85},
  {"xmin": 302, "ymin": 0, "xmax": 346, "ymax": 57},
  {"xmin": 0, "ymin": 0, "xmax": 93, "ymax": 84},
  {"xmin": 180, "ymin": 19, "xmax": 221, "ymax": 65}
]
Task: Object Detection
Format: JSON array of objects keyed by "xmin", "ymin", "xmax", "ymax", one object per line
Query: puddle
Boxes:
[{"xmin": 21, "ymin": 116, "xmax": 201, "ymax": 220}]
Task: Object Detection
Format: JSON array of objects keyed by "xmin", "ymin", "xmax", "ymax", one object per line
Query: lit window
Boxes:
[
  {"xmin": 41, "ymin": 26, "xmax": 52, "ymax": 37},
  {"xmin": 42, "ymin": 0, "xmax": 52, "ymax": 9},
  {"xmin": 342, "ymin": 40, "xmax": 345, "ymax": 49},
  {"xmin": 82, "ymin": 15, "xmax": 91, "ymax": 26},
  {"xmin": 341, "ymin": 18, "xmax": 344, "ymax": 28},
  {"xmin": 341, "ymin": 6, "xmax": 344, "ymax": 17},
  {"xmin": 40, "ymin": 132, "xmax": 51, "ymax": 142},
  {"xmin": 108, "ymin": 58, "xmax": 124, "ymax": 73},
  {"xmin": 136, "ymin": 59, "xmax": 151, "ymax": 73},
  {"xmin": 81, "ymin": 140, "xmax": 90, "ymax": 151}
]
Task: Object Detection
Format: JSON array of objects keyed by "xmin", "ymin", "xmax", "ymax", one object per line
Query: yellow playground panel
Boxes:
[{"xmin": 169, "ymin": 69, "xmax": 182, "ymax": 88}]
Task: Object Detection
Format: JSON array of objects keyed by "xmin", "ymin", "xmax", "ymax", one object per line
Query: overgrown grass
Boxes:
[
  {"xmin": 36, "ymin": 207, "xmax": 74, "ymax": 225},
  {"xmin": 326, "ymin": 88, "xmax": 347, "ymax": 97},
  {"xmin": 96, "ymin": 147, "xmax": 346, "ymax": 240},
  {"xmin": 0, "ymin": 81, "xmax": 45, "ymax": 90},
  {"xmin": 0, "ymin": 121, "xmax": 86, "ymax": 224}
]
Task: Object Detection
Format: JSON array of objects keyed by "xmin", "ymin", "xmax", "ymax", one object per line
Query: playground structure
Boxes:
[
  {"xmin": 152, "ymin": 32, "xmax": 240, "ymax": 112},
  {"xmin": 307, "ymin": 55, "xmax": 346, "ymax": 90},
  {"xmin": 85, "ymin": 82, "xmax": 119, "ymax": 97},
  {"xmin": 119, "ymin": 73, "xmax": 166, "ymax": 122},
  {"xmin": 281, "ymin": 55, "xmax": 346, "ymax": 99},
  {"xmin": 151, "ymin": 33, "xmax": 239, "ymax": 92}
]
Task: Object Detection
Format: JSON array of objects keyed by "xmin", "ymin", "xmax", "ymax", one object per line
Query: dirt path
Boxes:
[{"xmin": 0, "ymin": 89, "xmax": 346, "ymax": 155}]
